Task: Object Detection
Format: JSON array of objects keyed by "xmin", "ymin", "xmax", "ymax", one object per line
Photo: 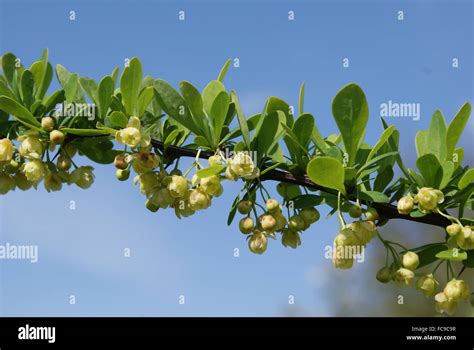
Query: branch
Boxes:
[{"xmin": 151, "ymin": 139, "xmax": 451, "ymax": 228}]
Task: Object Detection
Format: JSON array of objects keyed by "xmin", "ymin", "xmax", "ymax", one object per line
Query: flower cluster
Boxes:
[
  {"xmin": 397, "ymin": 187, "xmax": 444, "ymax": 215},
  {"xmin": 376, "ymin": 249, "xmax": 471, "ymax": 315},
  {"xmin": 0, "ymin": 117, "xmax": 95, "ymax": 194},
  {"xmin": 236, "ymin": 196, "xmax": 320, "ymax": 254}
]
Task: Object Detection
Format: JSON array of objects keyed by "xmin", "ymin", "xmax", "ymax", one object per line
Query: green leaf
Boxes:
[
  {"xmin": 107, "ymin": 111, "xmax": 128, "ymax": 129},
  {"xmin": 253, "ymin": 97, "xmax": 292, "ymax": 144},
  {"xmin": 98, "ymin": 76, "xmax": 114, "ymax": 119},
  {"xmin": 79, "ymin": 77, "xmax": 98, "ymax": 105},
  {"xmin": 292, "ymin": 194, "xmax": 325, "ymax": 209},
  {"xmin": 120, "ymin": 58, "xmax": 143, "ymax": 115},
  {"xmin": 0, "ymin": 79, "xmax": 16, "ymax": 100},
  {"xmin": 0, "ymin": 96, "xmax": 41, "ymax": 127},
  {"xmin": 202, "ymin": 80, "xmax": 226, "ymax": 117},
  {"xmin": 415, "ymin": 130, "xmax": 429, "ymax": 157},
  {"xmin": 42, "ymin": 90, "xmax": 65, "ymax": 115},
  {"xmin": 416, "ymin": 244, "xmax": 447, "ymax": 268},
  {"xmin": 217, "ymin": 59, "xmax": 232, "ymax": 82},
  {"xmin": 458, "ymin": 168, "xmax": 474, "ymax": 190},
  {"xmin": 137, "ymin": 86, "xmax": 154, "ymax": 116},
  {"xmin": 255, "ymin": 112, "xmax": 280, "ymax": 158},
  {"xmin": 435, "ymin": 249, "xmax": 467, "ymax": 261},
  {"xmin": 179, "ymin": 81, "xmax": 207, "ymax": 137},
  {"xmin": 231, "ymin": 90, "xmax": 250, "ymax": 149},
  {"xmin": 73, "ymin": 136, "xmax": 119, "ymax": 164},
  {"xmin": 437, "ymin": 161, "xmax": 454, "ymax": 190},
  {"xmin": 164, "ymin": 129, "xmax": 181, "ymax": 149},
  {"xmin": 446, "ymin": 102, "xmax": 470, "ymax": 160},
  {"xmin": 60, "ymin": 128, "xmax": 111, "ymax": 136},
  {"xmin": 427, "ymin": 110, "xmax": 447, "ymax": 161},
  {"xmin": 154, "ymin": 79, "xmax": 201, "ymax": 135},
  {"xmin": 331, "ymin": 83, "xmax": 369, "ymax": 166},
  {"xmin": 356, "ymin": 151, "xmax": 398, "ymax": 178},
  {"xmin": 55, "ymin": 64, "xmax": 84, "ymax": 102},
  {"xmin": 367, "ymin": 125, "xmax": 395, "ymax": 161},
  {"xmin": 463, "ymin": 250, "xmax": 474, "ymax": 268},
  {"xmin": 374, "ymin": 167, "xmax": 394, "ymax": 192},
  {"xmin": 1, "ymin": 52, "xmax": 17, "ymax": 84},
  {"xmin": 292, "ymin": 113, "xmax": 314, "ymax": 148},
  {"xmin": 19, "ymin": 69, "xmax": 35, "ymax": 108},
  {"xmin": 64, "ymin": 73, "xmax": 78, "ymax": 104},
  {"xmin": 298, "ymin": 82, "xmax": 305, "ymax": 116},
  {"xmin": 227, "ymin": 195, "xmax": 240, "ymax": 226},
  {"xmin": 196, "ymin": 165, "xmax": 227, "ymax": 178},
  {"xmin": 416, "ymin": 153, "xmax": 441, "ymax": 187},
  {"xmin": 311, "ymin": 125, "xmax": 329, "ymax": 153},
  {"xmin": 210, "ymin": 91, "xmax": 229, "ymax": 144},
  {"xmin": 307, "ymin": 156, "xmax": 346, "ymax": 195}
]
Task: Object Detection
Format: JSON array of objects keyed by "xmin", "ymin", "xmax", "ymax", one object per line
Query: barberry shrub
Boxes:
[{"xmin": 0, "ymin": 50, "xmax": 473, "ymax": 315}]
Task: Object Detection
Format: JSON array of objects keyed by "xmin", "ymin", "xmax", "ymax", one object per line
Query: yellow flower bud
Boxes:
[
  {"xmin": 137, "ymin": 172, "xmax": 159, "ymax": 196},
  {"xmin": 446, "ymin": 223, "xmax": 461, "ymax": 237},
  {"xmin": 116, "ymin": 169, "xmax": 130, "ymax": 181},
  {"xmin": 116, "ymin": 129, "xmax": 139, "ymax": 147},
  {"xmin": 260, "ymin": 214, "xmax": 277, "ymax": 232},
  {"xmin": 0, "ymin": 138, "xmax": 14, "ymax": 162},
  {"xmin": 444, "ymin": 279, "xmax": 470, "ymax": 302},
  {"xmin": 41, "ymin": 117, "xmax": 55, "ymax": 131},
  {"xmin": 188, "ymin": 189, "xmax": 211, "ymax": 211},
  {"xmin": 174, "ymin": 197, "xmax": 195, "ymax": 218},
  {"xmin": 397, "ymin": 195, "xmax": 414, "ymax": 215},
  {"xmin": 229, "ymin": 152, "xmax": 256, "ymax": 178},
  {"xmin": 70, "ymin": 166, "xmax": 94, "ymax": 189},
  {"xmin": 145, "ymin": 199, "xmax": 159, "ymax": 213},
  {"xmin": 44, "ymin": 170, "xmax": 63, "ymax": 192},
  {"xmin": 21, "ymin": 160, "xmax": 45, "ymax": 182},
  {"xmin": 237, "ymin": 200, "xmax": 252, "ymax": 214},
  {"xmin": 273, "ymin": 211, "xmax": 287, "ymax": 232},
  {"xmin": 365, "ymin": 207, "xmax": 379, "ymax": 221},
  {"xmin": 248, "ymin": 231, "xmax": 268, "ymax": 254},
  {"xmin": 0, "ymin": 173, "xmax": 15, "ymax": 194},
  {"xmin": 300, "ymin": 207, "xmax": 320, "ymax": 225},
  {"xmin": 457, "ymin": 226, "xmax": 474, "ymax": 250},
  {"xmin": 132, "ymin": 150, "xmax": 160, "ymax": 174},
  {"xmin": 288, "ymin": 215, "xmax": 305, "ymax": 231},
  {"xmin": 415, "ymin": 187, "xmax": 444, "ymax": 213},
  {"xmin": 49, "ymin": 130, "xmax": 65, "ymax": 145},
  {"xmin": 435, "ymin": 292, "xmax": 458, "ymax": 315},
  {"xmin": 200, "ymin": 175, "xmax": 221, "ymax": 196},
  {"xmin": 57, "ymin": 154, "xmax": 71, "ymax": 171},
  {"xmin": 208, "ymin": 154, "xmax": 222, "ymax": 166},
  {"xmin": 239, "ymin": 217, "xmax": 254, "ymax": 234},
  {"xmin": 14, "ymin": 172, "xmax": 32, "ymax": 190},
  {"xmin": 376, "ymin": 266, "xmax": 392, "ymax": 283},
  {"xmin": 351, "ymin": 220, "xmax": 377, "ymax": 245},
  {"xmin": 394, "ymin": 268, "xmax": 415, "ymax": 286},
  {"xmin": 19, "ymin": 133, "xmax": 43, "ymax": 159},
  {"xmin": 266, "ymin": 198, "xmax": 279, "ymax": 212},
  {"xmin": 281, "ymin": 229, "xmax": 301, "ymax": 249},
  {"xmin": 167, "ymin": 175, "xmax": 188, "ymax": 198},
  {"xmin": 402, "ymin": 251, "xmax": 419, "ymax": 271},
  {"xmin": 416, "ymin": 274, "xmax": 439, "ymax": 297},
  {"xmin": 349, "ymin": 204, "xmax": 362, "ymax": 218}
]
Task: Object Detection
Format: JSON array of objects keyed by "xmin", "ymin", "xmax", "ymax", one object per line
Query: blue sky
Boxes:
[{"xmin": 0, "ymin": 0, "xmax": 472, "ymax": 316}]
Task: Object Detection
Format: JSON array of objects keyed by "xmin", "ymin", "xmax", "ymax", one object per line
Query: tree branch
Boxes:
[{"xmin": 151, "ymin": 139, "xmax": 451, "ymax": 228}]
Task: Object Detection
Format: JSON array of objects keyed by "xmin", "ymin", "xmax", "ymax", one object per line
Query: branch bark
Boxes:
[{"xmin": 151, "ymin": 139, "xmax": 451, "ymax": 228}]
